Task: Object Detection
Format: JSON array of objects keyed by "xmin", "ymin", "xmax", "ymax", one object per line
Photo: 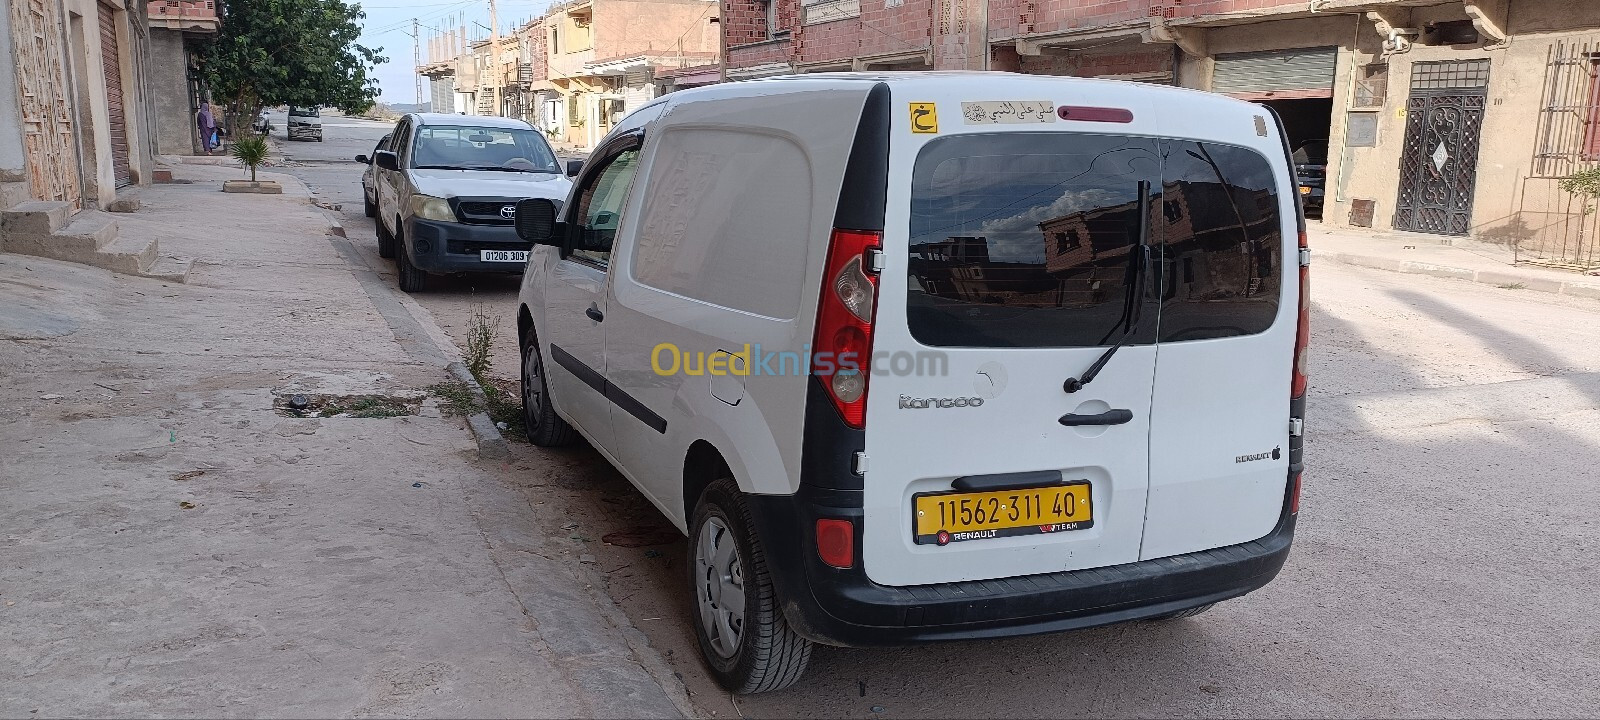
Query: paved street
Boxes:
[{"xmin": 266, "ymin": 118, "xmax": 1600, "ymax": 717}]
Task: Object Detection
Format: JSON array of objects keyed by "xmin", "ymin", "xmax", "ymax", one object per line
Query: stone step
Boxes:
[
  {"xmin": 56, "ymin": 210, "xmax": 119, "ymax": 252},
  {"xmin": 142, "ymin": 255, "xmax": 194, "ymax": 283},
  {"xmin": 1, "ymin": 200, "xmax": 73, "ymax": 235},
  {"xmin": 97, "ymin": 234, "xmax": 158, "ymax": 275}
]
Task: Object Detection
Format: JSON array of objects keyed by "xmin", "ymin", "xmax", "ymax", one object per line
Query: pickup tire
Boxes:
[
  {"xmin": 395, "ymin": 229, "xmax": 429, "ymax": 293},
  {"xmin": 520, "ymin": 325, "xmax": 577, "ymax": 447},
  {"xmin": 375, "ymin": 216, "xmax": 395, "ymax": 258},
  {"xmin": 363, "ymin": 193, "xmax": 377, "ymax": 219},
  {"xmin": 689, "ymin": 479, "xmax": 812, "ymax": 694}
]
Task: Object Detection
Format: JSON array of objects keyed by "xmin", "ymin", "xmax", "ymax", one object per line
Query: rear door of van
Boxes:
[
  {"xmin": 863, "ymin": 84, "xmax": 1166, "ymax": 587},
  {"xmin": 1140, "ymin": 107, "xmax": 1300, "ymax": 560}
]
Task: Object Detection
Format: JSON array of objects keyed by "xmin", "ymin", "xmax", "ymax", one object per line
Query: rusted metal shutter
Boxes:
[
  {"xmin": 1213, "ymin": 47, "xmax": 1338, "ymax": 100},
  {"xmin": 99, "ymin": 2, "xmax": 132, "ymax": 187},
  {"xmin": 11, "ymin": 0, "xmax": 82, "ymax": 205}
]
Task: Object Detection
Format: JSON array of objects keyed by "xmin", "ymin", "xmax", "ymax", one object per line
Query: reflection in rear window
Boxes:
[{"xmin": 905, "ymin": 133, "xmax": 1283, "ymax": 348}]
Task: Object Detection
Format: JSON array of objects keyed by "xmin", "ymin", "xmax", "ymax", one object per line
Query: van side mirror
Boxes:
[
  {"xmin": 374, "ymin": 150, "xmax": 398, "ymax": 171},
  {"xmin": 565, "ymin": 159, "xmax": 583, "ymax": 177},
  {"xmin": 354, "ymin": 154, "xmax": 369, "ymax": 164},
  {"xmin": 515, "ymin": 198, "xmax": 562, "ymax": 246}
]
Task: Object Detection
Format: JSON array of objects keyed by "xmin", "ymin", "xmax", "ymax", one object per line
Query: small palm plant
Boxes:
[{"xmin": 231, "ymin": 135, "xmax": 269, "ymax": 183}]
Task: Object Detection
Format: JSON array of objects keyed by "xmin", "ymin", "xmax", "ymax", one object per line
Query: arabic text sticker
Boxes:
[
  {"xmin": 908, "ymin": 103, "xmax": 938, "ymax": 133},
  {"xmin": 960, "ymin": 101, "xmax": 1056, "ymax": 125}
]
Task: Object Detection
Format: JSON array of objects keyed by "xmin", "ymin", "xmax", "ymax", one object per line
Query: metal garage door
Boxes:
[
  {"xmin": 1213, "ymin": 47, "xmax": 1338, "ymax": 100},
  {"xmin": 98, "ymin": 2, "xmax": 132, "ymax": 187}
]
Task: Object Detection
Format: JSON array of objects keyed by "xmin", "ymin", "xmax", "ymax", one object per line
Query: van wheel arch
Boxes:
[{"xmin": 683, "ymin": 440, "xmax": 732, "ymax": 523}]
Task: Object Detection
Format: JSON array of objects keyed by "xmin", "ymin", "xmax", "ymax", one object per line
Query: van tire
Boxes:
[
  {"xmin": 396, "ymin": 230, "xmax": 429, "ymax": 293},
  {"xmin": 689, "ymin": 479, "xmax": 812, "ymax": 694},
  {"xmin": 520, "ymin": 325, "xmax": 577, "ymax": 447},
  {"xmin": 375, "ymin": 217, "xmax": 396, "ymax": 258},
  {"xmin": 1150, "ymin": 603, "xmax": 1216, "ymax": 621}
]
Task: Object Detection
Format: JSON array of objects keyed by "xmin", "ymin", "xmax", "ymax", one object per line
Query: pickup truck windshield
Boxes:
[{"xmin": 410, "ymin": 125, "xmax": 560, "ymax": 174}]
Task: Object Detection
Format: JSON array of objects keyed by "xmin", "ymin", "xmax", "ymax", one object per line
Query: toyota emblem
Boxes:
[{"xmin": 500, "ymin": 205, "xmax": 517, "ymax": 219}]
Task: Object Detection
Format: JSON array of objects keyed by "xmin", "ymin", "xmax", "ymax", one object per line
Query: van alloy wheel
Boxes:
[{"xmin": 695, "ymin": 516, "xmax": 745, "ymax": 659}]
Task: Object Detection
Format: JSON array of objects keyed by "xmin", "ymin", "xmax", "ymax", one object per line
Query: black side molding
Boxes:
[{"xmin": 548, "ymin": 344, "xmax": 667, "ymax": 434}]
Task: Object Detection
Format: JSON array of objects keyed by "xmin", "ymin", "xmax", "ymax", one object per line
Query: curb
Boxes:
[
  {"xmin": 305, "ymin": 181, "xmax": 509, "ymax": 461},
  {"xmin": 1322, "ymin": 251, "xmax": 1600, "ymax": 299},
  {"xmin": 447, "ymin": 361, "xmax": 512, "ymax": 461}
]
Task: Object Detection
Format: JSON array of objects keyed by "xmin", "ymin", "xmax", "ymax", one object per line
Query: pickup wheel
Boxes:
[
  {"xmin": 689, "ymin": 479, "xmax": 812, "ymax": 694},
  {"xmin": 395, "ymin": 228, "xmax": 429, "ymax": 293},
  {"xmin": 363, "ymin": 192, "xmax": 377, "ymax": 219},
  {"xmin": 375, "ymin": 215, "xmax": 395, "ymax": 258},
  {"xmin": 520, "ymin": 325, "xmax": 577, "ymax": 447}
]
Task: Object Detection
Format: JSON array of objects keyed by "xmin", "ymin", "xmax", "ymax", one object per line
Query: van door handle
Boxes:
[
  {"xmin": 1058, "ymin": 409, "xmax": 1134, "ymax": 426},
  {"xmin": 585, "ymin": 306, "xmax": 605, "ymax": 322}
]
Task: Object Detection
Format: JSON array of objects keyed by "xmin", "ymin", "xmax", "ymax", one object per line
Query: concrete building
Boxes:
[
  {"xmin": 720, "ymin": 0, "xmax": 1600, "ymax": 270},
  {"xmin": 421, "ymin": 0, "xmax": 719, "ymax": 150},
  {"xmin": 145, "ymin": 0, "xmax": 219, "ymax": 156},
  {"xmin": 3, "ymin": 0, "xmax": 187, "ymax": 281},
  {"xmin": 3, "ymin": 0, "xmax": 158, "ymax": 210}
]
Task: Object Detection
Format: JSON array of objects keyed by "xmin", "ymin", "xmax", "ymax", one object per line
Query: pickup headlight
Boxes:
[{"xmin": 409, "ymin": 194, "xmax": 456, "ymax": 222}]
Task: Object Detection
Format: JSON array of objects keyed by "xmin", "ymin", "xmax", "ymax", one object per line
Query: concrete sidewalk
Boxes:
[
  {"xmin": 1311, "ymin": 223, "xmax": 1600, "ymax": 300},
  {"xmin": 0, "ymin": 166, "xmax": 685, "ymax": 718}
]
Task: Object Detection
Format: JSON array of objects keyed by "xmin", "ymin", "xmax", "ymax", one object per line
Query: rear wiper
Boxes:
[{"xmin": 1064, "ymin": 180, "xmax": 1152, "ymax": 395}]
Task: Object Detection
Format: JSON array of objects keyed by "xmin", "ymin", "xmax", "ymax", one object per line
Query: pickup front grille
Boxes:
[{"xmin": 454, "ymin": 198, "xmax": 520, "ymax": 225}]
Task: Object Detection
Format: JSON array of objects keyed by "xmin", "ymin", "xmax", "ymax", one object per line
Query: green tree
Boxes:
[{"xmin": 200, "ymin": 0, "xmax": 385, "ymax": 138}]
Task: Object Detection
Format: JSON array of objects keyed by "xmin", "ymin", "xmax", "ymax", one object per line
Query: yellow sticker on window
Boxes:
[{"xmin": 908, "ymin": 103, "xmax": 938, "ymax": 133}]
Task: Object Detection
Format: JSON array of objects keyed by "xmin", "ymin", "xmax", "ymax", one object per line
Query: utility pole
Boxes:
[
  {"xmin": 412, "ymin": 18, "xmax": 422, "ymax": 107},
  {"xmin": 488, "ymin": 0, "xmax": 499, "ymax": 116}
]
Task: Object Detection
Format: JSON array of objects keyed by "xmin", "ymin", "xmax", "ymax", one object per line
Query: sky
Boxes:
[{"xmin": 355, "ymin": 0, "xmax": 554, "ymax": 104}]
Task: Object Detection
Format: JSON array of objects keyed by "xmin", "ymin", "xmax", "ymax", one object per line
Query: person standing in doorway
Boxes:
[{"xmin": 197, "ymin": 103, "xmax": 217, "ymax": 153}]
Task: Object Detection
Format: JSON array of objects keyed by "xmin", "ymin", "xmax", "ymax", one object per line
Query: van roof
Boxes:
[
  {"xmin": 409, "ymin": 113, "xmax": 535, "ymax": 130},
  {"xmin": 684, "ymin": 71, "xmax": 1261, "ymax": 113}
]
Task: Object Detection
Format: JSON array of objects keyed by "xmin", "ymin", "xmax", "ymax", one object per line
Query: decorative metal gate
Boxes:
[
  {"xmin": 9, "ymin": 0, "xmax": 82, "ymax": 205},
  {"xmin": 1394, "ymin": 60, "xmax": 1491, "ymax": 236}
]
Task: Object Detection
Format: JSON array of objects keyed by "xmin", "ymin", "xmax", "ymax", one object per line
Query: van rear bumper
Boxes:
[{"xmin": 746, "ymin": 487, "xmax": 1295, "ymax": 648}]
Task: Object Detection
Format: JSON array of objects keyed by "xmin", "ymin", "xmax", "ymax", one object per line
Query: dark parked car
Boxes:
[{"xmin": 1293, "ymin": 139, "xmax": 1327, "ymax": 219}]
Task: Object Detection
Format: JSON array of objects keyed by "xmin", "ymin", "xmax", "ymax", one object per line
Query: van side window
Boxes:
[
  {"xmin": 567, "ymin": 148, "xmax": 641, "ymax": 268},
  {"xmin": 907, "ymin": 133, "xmax": 1162, "ymax": 348},
  {"xmin": 1156, "ymin": 141, "xmax": 1282, "ymax": 341}
]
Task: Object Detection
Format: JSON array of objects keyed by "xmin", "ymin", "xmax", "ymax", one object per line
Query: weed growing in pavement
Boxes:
[
  {"xmin": 428, "ymin": 378, "xmax": 526, "ymax": 442},
  {"xmin": 465, "ymin": 302, "xmax": 499, "ymax": 383},
  {"xmin": 429, "ymin": 380, "xmax": 479, "ymax": 417},
  {"xmin": 318, "ymin": 395, "xmax": 413, "ymax": 418},
  {"xmin": 1498, "ymin": 283, "xmax": 1527, "ymax": 290}
]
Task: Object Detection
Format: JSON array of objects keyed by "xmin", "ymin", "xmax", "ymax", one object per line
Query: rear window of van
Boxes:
[{"xmin": 906, "ymin": 133, "xmax": 1283, "ymax": 348}]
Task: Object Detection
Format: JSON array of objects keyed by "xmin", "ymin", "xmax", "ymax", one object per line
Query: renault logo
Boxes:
[{"xmin": 500, "ymin": 205, "xmax": 517, "ymax": 219}]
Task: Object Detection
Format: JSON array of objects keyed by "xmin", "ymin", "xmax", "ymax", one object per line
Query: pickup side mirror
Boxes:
[
  {"xmin": 565, "ymin": 159, "xmax": 584, "ymax": 177},
  {"xmin": 514, "ymin": 198, "xmax": 562, "ymax": 246},
  {"xmin": 354, "ymin": 154, "xmax": 369, "ymax": 164},
  {"xmin": 374, "ymin": 150, "xmax": 399, "ymax": 171}
]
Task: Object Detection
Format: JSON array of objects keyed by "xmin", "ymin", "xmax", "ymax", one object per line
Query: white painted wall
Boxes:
[{"xmin": 0, "ymin": 6, "xmax": 29, "ymax": 175}]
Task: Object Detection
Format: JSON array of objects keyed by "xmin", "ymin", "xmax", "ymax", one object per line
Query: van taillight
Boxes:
[
  {"xmin": 813, "ymin": 228, "xmax": 882, "ymax": 429},
  {"xmin": 1292, "ymin": 231, "xmax": 1310, "ymax": 399}
]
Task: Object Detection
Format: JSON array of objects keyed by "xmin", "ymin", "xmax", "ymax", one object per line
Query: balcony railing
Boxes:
[{"xmin": 147, "ymin": 0, "xmax": 219, "ymax": 30}]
